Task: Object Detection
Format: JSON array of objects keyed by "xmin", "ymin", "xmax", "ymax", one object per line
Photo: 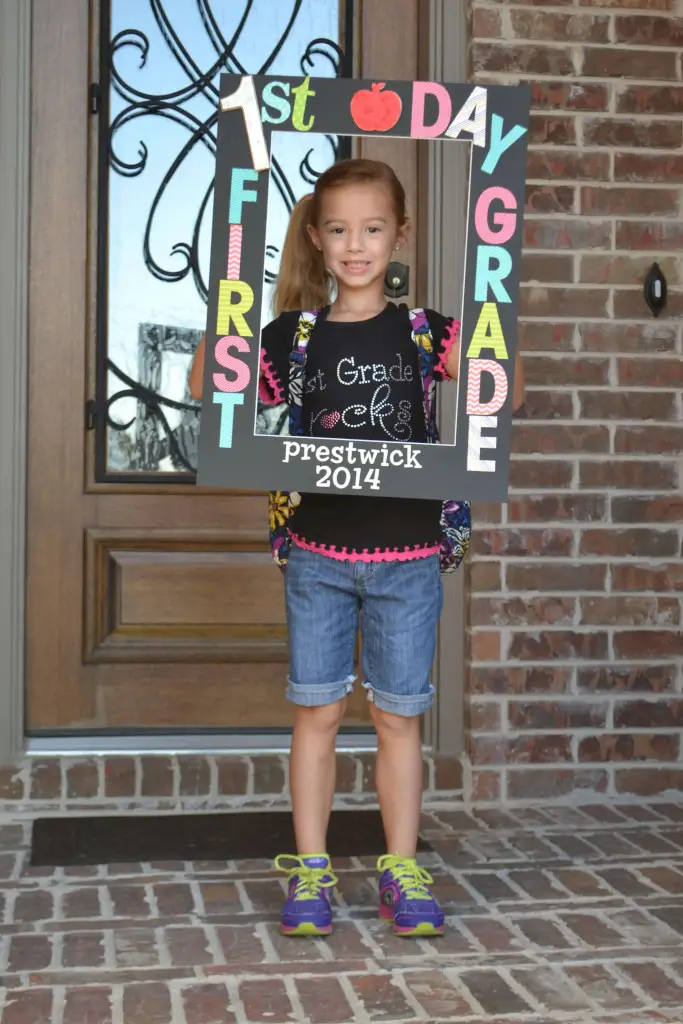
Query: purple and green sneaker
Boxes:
[
  {"xmin": 275, "ymin": 854, "xmax": 337, "ymax": 936},
  {"xmin": 377, "ymin": 855, "xmax": 445, "ymax": 937}
]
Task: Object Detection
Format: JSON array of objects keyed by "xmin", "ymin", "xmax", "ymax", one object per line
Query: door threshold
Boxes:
[{"xmin": 24, "ymin": 733, "xmax": 378, "ymax": 757}]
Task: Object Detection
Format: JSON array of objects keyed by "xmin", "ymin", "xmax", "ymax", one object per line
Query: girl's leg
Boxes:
[
  {"xmin": 290, "ymin": 699, "xmax": 346, "ymax": 853},
  {"xmin": 370, "ymin": 704, "xmax": 423, "ymax": 858}
]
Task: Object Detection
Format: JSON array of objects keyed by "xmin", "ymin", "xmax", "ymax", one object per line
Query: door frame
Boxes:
[
  {"xmin": 0, "ymin": 0, "xmax": 31, "ymax": 763},
  {"xmin": 0, "ymin": 0, "xmax": 468, "ymax": 761}
]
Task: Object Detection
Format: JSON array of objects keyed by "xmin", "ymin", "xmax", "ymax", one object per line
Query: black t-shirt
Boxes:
[{"xmin": 261, "ymin": 303, "xmax": 457, "ymax": 559}]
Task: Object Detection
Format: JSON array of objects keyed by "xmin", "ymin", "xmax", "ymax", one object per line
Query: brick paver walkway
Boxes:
[{"xmin": 1, "ymin": 802, "xmax": 683, "ymax": 1022}]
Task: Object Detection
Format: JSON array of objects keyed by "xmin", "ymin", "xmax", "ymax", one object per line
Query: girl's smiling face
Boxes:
[{"xmin": 307, "ymin": 182, "xmax": 408, "ymax": 295}]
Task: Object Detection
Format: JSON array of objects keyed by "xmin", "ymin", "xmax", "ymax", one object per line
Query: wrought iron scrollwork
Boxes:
[{"xmin": 98, "ymin": 0, "xmax": 351, "ymax": 479}]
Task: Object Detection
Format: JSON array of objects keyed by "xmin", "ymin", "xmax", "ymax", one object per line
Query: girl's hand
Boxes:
[{"xmin": 189, "ymin": 336, "xmax": 205, "ymax": 400}]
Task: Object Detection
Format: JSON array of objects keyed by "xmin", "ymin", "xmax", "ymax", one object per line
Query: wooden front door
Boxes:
[{"xmin": 26, "ymin": 0, "xmax": 423, "ymax": 733}]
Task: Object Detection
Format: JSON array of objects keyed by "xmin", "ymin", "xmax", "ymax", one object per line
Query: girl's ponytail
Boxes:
[{"xmin": 273, "ymin": 194, "xmax": 332, "ymax": 315}]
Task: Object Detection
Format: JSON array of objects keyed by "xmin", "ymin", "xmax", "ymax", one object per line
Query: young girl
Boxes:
[{"xmin": 191, "ymin": 159, "xmax": 525, "ymax": 939}]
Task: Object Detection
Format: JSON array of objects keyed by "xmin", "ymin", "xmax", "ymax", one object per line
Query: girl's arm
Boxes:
[
  {"xmin": 189, "ymin": 336, "xmax": 205, "ymax": 401},
  {"xmin": 444, "ymin": 340, "xmax": 526, "ymax": 412}
]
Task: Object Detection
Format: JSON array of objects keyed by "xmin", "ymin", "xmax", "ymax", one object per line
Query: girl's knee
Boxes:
[
  {"xmin": 295, "ymin": 698, "xmax": 346, "ymax": 732},
  {"xmin": 370, "ymin": 703, "xmax": 420, "ymax": 736}
]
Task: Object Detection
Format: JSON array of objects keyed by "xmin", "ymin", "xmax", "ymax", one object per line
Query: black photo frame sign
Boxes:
[{"xmin": 197, "ymin": 74, "xmax": 530, "ymax": 501}]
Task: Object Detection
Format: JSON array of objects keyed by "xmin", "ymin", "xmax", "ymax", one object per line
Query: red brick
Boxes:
[
  {"xmin": 509, "ymin": 700, "xmax": 607, "ymax": 730},
  {"xmin": 579, "ymin": 321, "xmax": 677, "ymax": 353},
  {"xmin": 65, "ymin": 760, "xmax": 99, "ymax": 799},
  {"xmin": 166, "ymin": 927, "xmax": 214, "ymax": 967},
  {"xmin": 510, "ymin": 10, "xmax": 610, "ymax": 41},
  {"xmin": 470, "ymin": 666, "xmax": 573, "ymax": 695},
  {"xmin": 62, "ymin": 931, "xmax": 105, "ymax": 968},
  {"xmin": 519, "ymin": 321, "xmax": 575, "ymax": 352},
  {"xmin": 614, "ymin": 633, "xmax": 683, "ymax": 660},
  {"xmin": 295, "ymin": 978, "xmax": 354, "ymax": 1024},
  {"xmin": 140, "ymin": 757, "xmax": 174, "ymax": 798},
  {"xmin": 524, "ymin": 218, "xmax": 611, "ymax": 250},
  {"xmin": 511, "ymin": 966, "xmax": 592, "ymax": 1013},
  {"xmin": 473, "ymin": 528, "xmax": 573, "ymax": 557},
  {"xmin": 520, "ymin": 390, "xmax": 574, "ymax": 419},
  {"xmin": 582, "ymin": 253, "xmax": 679, "ymax": 286},
  {"xmin": 579, "ymin": 460, "xmax": 678, "ymax": 490},
  {"xmin": 581, "ymin": 597, "xmax": 680, "ymax": 627},
  {"xmin": 471, "ymin": 596, "xmax": 575, "ymax": 628},
  {"xmin": 582, "ymin": 46, "xmax": 677, "ymax": 79},
  {"xmin": 530, "ymin": 114, "xmax": 577, "ymax": 146},
  {"xmin": 616, "ymin": 153, "xmax": 683, "ymax": 183},
  {"xmin": 121, "ymin": 983, "xmax": 172, "ymax": 1024},
  {"xmin": 508, "ymin": 493, "xmax": 606, "ymax": 522},
  {"xmin": 471, "ymin": 631, "xmax": 501, "ymax": 661},
  {"xmin": 351, "ymin": 975, "xmax": 416, "ymax": 1020},
  {"xmin": 616, "ymin": 14, "xmax": 683, "ymax": 45},
  {"xmin": 7, "ymin": 934, "xmax": 52, "ymax": 972},
  {"xmin": 614, "ymin": 698, "xmax": 683, "ymax": 728},
  {"xmin": 531, "ymin": 81, "xmax": 608, "ymax": 111},
  {"xmin": 506, "ymin": 562, "xmax": 606, "ymax": 592},
  {"xmin": 618, "ymin": 85, "xmax": 683, "ymax": 115},
  {"xmin": 584, "ymin": 118, "xmax": 682, "ymax": 149},
  {"xmin": 471, "ymin": 734, "xmax": 572, "ymax": 765},
  {"xmin": 469, "ymin": 560, "xmax": 502, "ymax": 591},
  {"xmin": 579, "ymin": 733, "xmax": 679, "ymax": 762},
  {"xmin": 239, "ymin": 981, "xmax": 293, "ymax": 1024},
  {"xmin": 433, "ymin": 755, "xmax": 463, "ymax": 791},
  {"xmin": 581, "ymin": 0, "xmax": 676, "ymax": 7},
  {"xmin": 615, "ymin": 427, "xmax": 683, "ymax": 455},
  {"xmin": 63, "ymin": 987, "xmax": 112, "ymax": 1024},
  {"xmin": 471, "ymin": 769, "xmax": 501, "ymax": 801},
  {"xmin": 62, "ymin": 886, "xmax": 101, "ymax": 919},
  {"xmin": 508, "ymin": 631, "xmax": 608, "ymax": 661},
  {"xmin": 472, "ymin": 7, "xmax": 502, "ymax": 37},
  {"xmin": 616, "ymin": 767, "xmax": 683, "ymax": 795},
  {"xmin": 521, "ymin": 287, "xmax": 608, "ymax": 318},
  {"xmin": 615, "ymin": 289, "xmax": 683, "ymax": 320},
  {"xmin": 178, "ymin": 757, "xmax": 211, "ymax": 796},
  {"xmin": 402, "ymin": 970, "xmax": 472, "ymax": 1018},
  {"xmin": 612, "ymin": 562, "xmax": 683, "ymax": 592},
  {"xmin": 0, "ymin": 765, "xmax": 24, "ymax": 800},
  {"xmin": 468, "ymin": 701, "xmax": 502, "ymax": 731},
  {"xmin": 473, "ymin": 43, "xmax": 574, "ymax": 76},
  {"xmin": 514, "ymin": 424, "xmax": 609, "ymax": 454},
  {"xmin": 527, "ymin": 149, "xmax": 611, "ymax": 181},
  {"xmin": 561, "ymin": 912, "xmax": 630, "ymax": 947},
  {"xmin": 522, "ymin": 250, "xmax": 574, "ymax": 281},
  {"xmin": 335, "ymin": 754, "xmax": 358, "ymax": 793},
  {"xmin": 253, "ymin": 756, "xmax": 286, "ymax": 795},
  {"xmin": 639, "ymin": 866, "xmax": 683, "ymax": 894},
  {"xmin": 29, "ymin": 759, "xmax": 62, "ymax": 800},
  {"xmin": 612, "ymin": 496, "xmax": 683, "ymax": 522},
  {"xmin": 2, "ymin": 990, "xmax": 54, "ymax": 1024},
  {"xmin": 581, "ymin": 188, "xmax": 679, "ymax": 218},
  {"xmin": 580, "ymin": 529, "xmax": 678, "ymax": 557},
  {"xmin": 215, "ymin": 756, "xmax": 248, "ymax": 796},
  {"xmin": 181, "ymin": 984, "xmax": 237, "ymax": 1024},
  {"xmin": 215, "ymin": 925, "xmax": 267, "ymax": 964},
  {"xmin": 112, "ymin": 927, "xmax": 160, "ymax": 969},
  {"xmin": 470, "ymin": 501, "xmax": 503, "ymax": 524},
  {"xmin": 109, "ymin": 884, "xmax": 151, "ymax": 918},
  {"xmin": 104, "ymin": 757, "xmax": 136, "ymax": 798},
  {"xmin": 509, "ymin": 460, "xmax": 574, "ymax": 489},
  {"xmin": 155, "ymin": 883, "xmax": 195, "ymax": 917},
  {"xmin": 13, "ymin": 889, "xmax": 54, "ymax": 923},
  {"xmin": 617, "ymin": 220, "xmax": 683, "ymax": 250},
  {"xmin": 580, "ymin": 389, "xmax": 678, "ymax": 421},
  {"xmin": 621, "ymin": 962, "xmax": 683, "ymax": 1004}
]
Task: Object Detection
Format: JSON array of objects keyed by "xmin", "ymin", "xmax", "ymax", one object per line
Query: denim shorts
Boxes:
[{"xmin": 284, "ymin": 544, "xmax": 443, "ymax": 718}]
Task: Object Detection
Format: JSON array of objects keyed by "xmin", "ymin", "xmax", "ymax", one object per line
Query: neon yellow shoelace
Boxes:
[
  {"xmin": 377, "ymin": 855, "xmax": 435, "ymax": 900},
  {"xmin": 275, "ymin": 854, "xmax": 338, "ymax": 902}
]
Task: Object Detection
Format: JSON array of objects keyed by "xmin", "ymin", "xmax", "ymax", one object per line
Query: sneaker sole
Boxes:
[
  {"xmin": 281, "ymin": 921, "xmax": 332, "ymax": 937},
  {"xmin": 379, "ymin": 907, "xmax": 444, "ymax": 937}
]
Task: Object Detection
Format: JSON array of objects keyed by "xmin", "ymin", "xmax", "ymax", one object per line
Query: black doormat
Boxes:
[{"xmin": 30, "ymin": 810, "xmax": 431, "ymax": 867}]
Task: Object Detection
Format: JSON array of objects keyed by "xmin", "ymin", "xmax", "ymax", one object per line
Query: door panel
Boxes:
[{"xmin": 26, "ymin": 0, "xmax": 421, "ymax": 732}]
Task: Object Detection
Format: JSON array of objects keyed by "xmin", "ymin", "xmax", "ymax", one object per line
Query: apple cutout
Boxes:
[{"xmin": 350, "ymin": 83, "xmax": 402, "ymax": 133}]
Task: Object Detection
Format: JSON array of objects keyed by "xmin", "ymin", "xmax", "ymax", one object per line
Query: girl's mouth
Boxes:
[{"xmin": 342, "ymin": 260, "xmax": 371, "ymax": 273}]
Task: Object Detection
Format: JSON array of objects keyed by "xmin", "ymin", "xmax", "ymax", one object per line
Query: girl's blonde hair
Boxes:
[{"xmin": 273, "ymin": 158, "xmax": 407, "ymax": 315}]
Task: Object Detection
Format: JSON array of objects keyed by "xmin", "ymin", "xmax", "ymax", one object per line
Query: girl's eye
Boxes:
[
  {"xmin": 330, "ymin": 227, "xmax": 344, "ymax": 235},
  {"xmin": 367, "ymin": 226, "xmax": 381, "ymax": 234}
]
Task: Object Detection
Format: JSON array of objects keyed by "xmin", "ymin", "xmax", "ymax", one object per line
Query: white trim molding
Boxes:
[{"xmin": 0, "ymin": 0, "xmax": 31, "ymax": 761}]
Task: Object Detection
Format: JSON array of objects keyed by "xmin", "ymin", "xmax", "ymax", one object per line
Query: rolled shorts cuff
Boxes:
[
  {"xmin": 362, "ymin": 681, "xmax": 435, "ymax": 718},
  {"xmin": 286, "ymin": 674, "xmax": 356, "ymax": 708}
]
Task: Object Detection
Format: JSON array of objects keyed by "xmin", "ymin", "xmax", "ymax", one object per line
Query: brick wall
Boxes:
[{"xmin": 467, "ymin": 0, "xmax": 683, "ymax": 802}]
